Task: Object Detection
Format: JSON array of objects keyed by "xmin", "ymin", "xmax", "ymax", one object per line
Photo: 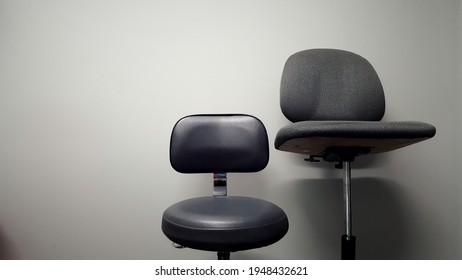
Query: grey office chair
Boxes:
[
  {"xmin": 275, "ymin": 49, "xmax": 436, "ymax": 259},
  {"xmin": 163, "ymin": 114, "xmax": 289, "ymax": 260}
]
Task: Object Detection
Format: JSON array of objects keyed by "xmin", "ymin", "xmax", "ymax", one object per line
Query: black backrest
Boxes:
[
  {"xmin": 280, "ymin": 49, "xmax": 385, "ymax": 122},
  {"xmin": 170, "ymin": 114, "xmax": 269, "ymax": 173}
]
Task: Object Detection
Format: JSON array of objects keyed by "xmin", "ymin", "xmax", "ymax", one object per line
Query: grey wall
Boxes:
[{"xmin": 0, "ymin": 0, "xmax": 461, "ymax": 259}]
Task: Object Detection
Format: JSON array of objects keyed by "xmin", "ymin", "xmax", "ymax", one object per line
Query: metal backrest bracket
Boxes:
[{"xmin": 213, "ymin": 173, "xmax": 227, "ymax": 196}]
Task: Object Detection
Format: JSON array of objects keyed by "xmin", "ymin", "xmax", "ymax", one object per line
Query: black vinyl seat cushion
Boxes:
[
  {"xmin": 162, "ymin": 196, "xmax": 289, "ymax": 252},
  {"xmin": 275, "ymin": 121, "xmax": 436, "ymax": 155}
]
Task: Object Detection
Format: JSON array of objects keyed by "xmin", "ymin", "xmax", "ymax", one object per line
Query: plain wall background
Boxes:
[{"xmin": 0, "ymin": 0, "xmax": 461, "ymax": 259}]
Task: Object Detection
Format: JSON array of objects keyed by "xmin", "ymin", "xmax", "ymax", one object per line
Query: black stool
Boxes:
[{"xmin": 162, "ymin": 114, "xmax": 289, "ymax": 259}]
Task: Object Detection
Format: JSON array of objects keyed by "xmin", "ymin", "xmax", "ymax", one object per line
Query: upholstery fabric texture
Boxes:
[
  {"xmin": 280, "ymin": 49, "xmax": 385, "ymax": 122},
  {"xmin": 275, "ymin": 120, "xmax": 436, "ymax": 149},
  {"xmin": 276, "ymin": 48, "xmax": 436, "ymax": 155}
]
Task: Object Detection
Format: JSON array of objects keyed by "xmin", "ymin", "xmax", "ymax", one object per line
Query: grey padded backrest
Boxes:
[
  {"xmin": 170, "ymin": 114, "xmax": 269, "ymax": 173},
  {"xmin": 280, "ymin": 49, "xmax": 385, "ymax": 122}
]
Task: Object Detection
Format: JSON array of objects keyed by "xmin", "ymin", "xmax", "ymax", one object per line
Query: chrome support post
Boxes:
[
  {"xmin": 343, "ymin": 161, "xmax": 352, "ymax": 237},
  {"xmin": 341, "ymin": 161, "xmax": 356, "ymax": 260},
  {"xmin": 213, "ymin": 173, "xmax": 227, "ymax": 196},
  {"xmin": 214, "ymin": 174, "xmax": 230, "ymax": 260}
]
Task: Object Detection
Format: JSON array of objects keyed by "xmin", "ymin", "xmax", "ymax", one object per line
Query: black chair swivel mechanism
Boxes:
[
  {"xmin": 275, "ymin": 49, "xmax": 436, "ymax": 259},
  {"xmin": 163, "ymin": 114, "xmax": 289, "ymax": 260}
]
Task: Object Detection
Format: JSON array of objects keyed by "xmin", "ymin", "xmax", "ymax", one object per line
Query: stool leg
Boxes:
[
  {"xmin": 341, "ymin": 161, "xmax": 356, "ymax": 260},
  {"xmin": 217, "ymin": 251, "xmax": 230, "ymax": 260}
]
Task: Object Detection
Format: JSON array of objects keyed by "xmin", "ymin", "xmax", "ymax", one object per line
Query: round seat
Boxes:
[{"xmin": 162, "ymin": 196, "xmax": 289, "ymax": 252}]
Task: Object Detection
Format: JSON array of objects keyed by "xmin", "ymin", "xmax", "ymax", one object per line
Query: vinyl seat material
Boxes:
[
  {"xmin": 162, "ymin": 196, "xmax": 288, "ymax": 252},
  {"xmin": 162, "ymin": 114, "xmax": 288, "ymax": 259}
]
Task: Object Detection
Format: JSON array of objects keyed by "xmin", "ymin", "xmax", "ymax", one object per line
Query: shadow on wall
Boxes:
[
  {"xmin": 0, "ymin": 226, "xmax": 18, "ymax": 259},
  {"xmin": 287, "ymin": 177, "xmax": 410, "ymax": 260}
]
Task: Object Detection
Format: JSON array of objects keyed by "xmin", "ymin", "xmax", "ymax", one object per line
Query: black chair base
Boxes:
[
  {"xmin": 217, "ymin": 251, "xmax": 230, "ymax": 260},
  {"xmin": 341, "ymin": 235, "xmax": 356, "ymax": 260}
]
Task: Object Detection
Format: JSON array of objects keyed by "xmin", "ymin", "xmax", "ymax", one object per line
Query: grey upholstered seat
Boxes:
[
  {"xmin": 276, "ymin": 49, "xmax": 436, "ymax": 158},
  {"xmin": 274, "ymin": 49, "xmax": 436, "ymax": 157},
  {"xmin": 275, "ymin": 120, "xmax": 436, "ymax": 155},
  {"xmin": 162, "ymin": 114, "xmax": 288, "ymax": 258},
  {"xmin": 275, "ymin": 49, "xmax": 435, "ymax": 259}
]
